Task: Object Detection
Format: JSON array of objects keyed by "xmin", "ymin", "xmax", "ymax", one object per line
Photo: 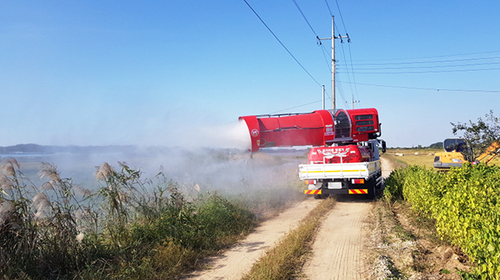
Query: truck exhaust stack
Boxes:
[{"xmin": 239, "ymin": 108, "xmax": 380, "ymax": 152}]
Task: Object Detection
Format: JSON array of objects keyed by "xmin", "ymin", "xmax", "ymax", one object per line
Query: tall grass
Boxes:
[
  {"xmin": 0, "ymin": 159, "xmax": 89, "ymax": 277},
  {"xmin": 0, "ymin": 159, "xmax": 256, "ymax": 279}
]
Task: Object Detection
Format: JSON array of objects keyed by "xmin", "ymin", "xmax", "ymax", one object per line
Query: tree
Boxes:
[
  {"xmin": 428, "ymin": 142, "xmax": 443, "ymax": 149},
  {"xmin": 451, "ymin": 110, "xmax": 500, "ymax": 160}
]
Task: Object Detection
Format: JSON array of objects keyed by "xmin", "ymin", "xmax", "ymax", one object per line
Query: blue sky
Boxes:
[{"xmin": 2, "ymin": 0, "xmax": 500, "ymax": 148}]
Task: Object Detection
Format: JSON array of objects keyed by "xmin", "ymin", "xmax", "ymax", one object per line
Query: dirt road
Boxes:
[
  {"xmin": 300, "ymin": 158, "xmax": 393, "ymax": 279},
  {"xmin": 381, "ymin": 157, "xmax": 394, "ymax": 178},
  {"xmin": 186, "ymin": 198, "xmax": 374, "ymax": 280},
  {"xmin": 302, "ymin": 200, "xmax": 372, "ymax": 279},
  {"xmin": 185, "ymin": 159, "xmax": 395, "ymax": 280},
  {"xmin": 185, "ymin": 198, "xmax": 321, "ymax": 280}
]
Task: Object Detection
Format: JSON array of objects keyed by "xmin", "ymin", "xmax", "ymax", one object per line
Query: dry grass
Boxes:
[
  {"xmin": 241, "ymin": 197, "xmax": 336, "ymax": 280},
  {"xmin": 387, "ymin": 148, "xmax": 500, "ymax": 168},
  {"xmin": 366, "ymin": 200, "xmax": 471, "ymax": 279},
  {"xmin": 386, "ymin": 149, "xmax": 438, "ymax": 169}
]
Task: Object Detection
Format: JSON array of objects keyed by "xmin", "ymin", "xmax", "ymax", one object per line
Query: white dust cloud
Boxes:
[
  {"xmin": 194, "ymin": 120, "xmax": 251, "ymax": 150},
  {"xmin": 157, "ymin": 120, "xmax": 251, "ymax": 151}
]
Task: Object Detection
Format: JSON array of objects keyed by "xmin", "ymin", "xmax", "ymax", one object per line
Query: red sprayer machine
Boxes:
[{"xmin": 239, "ymin": 108, "xmax": 386, "ymax": 198}]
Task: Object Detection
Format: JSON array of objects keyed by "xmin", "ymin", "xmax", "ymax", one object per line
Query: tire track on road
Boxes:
[
  {"xmin": 302, "ymin": 200, "xmax": 373, "ymax": 280},
  {"xmin": 184, "ymin": 198, "xmax": 320, "ymax": 280}
]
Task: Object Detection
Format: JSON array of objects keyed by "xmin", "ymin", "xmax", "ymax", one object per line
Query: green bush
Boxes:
[
  {"xmin": 401, "ymin": 165, "xmax": 446, "ymax": 217},
  {"xmin": 386, "ymin": 163, "xmax": 500, "ymax": 278},
  {"xmin": 435, "ymin": 164, "xmax": 500, "ymax": 278},
  {"xmin": 130, "ymin": 192, "xmax": 254, "ymax": 251},
  {"xmin": 383, "ymin": 167, "xmax": 406, "ymax": 203}
]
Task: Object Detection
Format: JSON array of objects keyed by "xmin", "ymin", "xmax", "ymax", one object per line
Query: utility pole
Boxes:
[
  {"xmin": 322, "ymin": 85, "xmax": 325, "ymax": 109},
  {"xmin": 318, "ymin": 16, "xmax": 349, "ymax": 111}
]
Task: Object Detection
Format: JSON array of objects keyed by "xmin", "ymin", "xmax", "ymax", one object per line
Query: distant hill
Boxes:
[
  {"xmin": 0, "ymin": 144, "xmax": 136, "ymax": 155},
  {"xmin": 428, "ymin": 142, "xmax": 443, "ymax": 149}
]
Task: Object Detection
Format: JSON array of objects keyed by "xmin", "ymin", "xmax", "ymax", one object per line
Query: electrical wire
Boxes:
[
  {"xmin": 334, "ymin": 0, "xmax": 348, "ymax": 34},
  {"xmin": 271, "ymin": 100, "xmax": 323, "ymax": 114},
  {"xmin": 353, "ymin": 61, "xmax": 500, "ymax": 71},
  {"xmin": 322, "ymin": 0, "xmax": 359, "ymax": 107},
  {"xmin": 320, "ymin": 43, "xmax": 332, "ymax": 71},
  {"xmin": 346, "ymin": 67, "xmax": 500, "ymax": 75},
  {"xmin": 343, "ymin": 50, "xmax": 500, "ymax": 74},
  {"xmin": 347, "ymin": 44, "xmax": 360, "ymax": 103},
  {"xmin": 244, "ymin": 0, "xmax": 356, "ymax": 111},
  {"xmin": 291, "ymin": 0, "xmax": 333, "ymax": 82},
  {"xmin": 351, "ymin": 50, "xmax": 500, "ymax": 64},
  {"xmin": 341, "ymin": 81, "xmax": 500, "ymax": 93},
  {"xmin": 337, "ymin": 41, "xmax": 357, "ymax": 104},
  {"xmin": 292, "ymin": 0, "xmax": 318, "ymax": 37},
  {"xmin": 352, "ymin": 55, "xmax": 500, "ymax": 66},
  {"xmin": 243, "ymin": 0, "xmax": 322, "ymax": 87},
  {"xmin": 330, "ymin": 0, "xmax": 358, "ymax": 107},
  {"xmin": 324, "ymin": 0, "xmax": 333, "ymax": 17}
]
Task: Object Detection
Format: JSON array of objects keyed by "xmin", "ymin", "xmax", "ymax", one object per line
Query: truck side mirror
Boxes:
[{"xmin": 382, "ymin": 141, "xmax": 387, "ymax": 153}]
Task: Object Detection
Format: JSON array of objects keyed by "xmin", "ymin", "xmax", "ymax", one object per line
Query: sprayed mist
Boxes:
[
  {"xmin": 144, "ymin": 118, "xmax": 252, "ymax": 150},
  {"xmin": 1, "ymin": 120, "xmax": 307, "ymax": 213},
  {"xmin": 194, "ymin": 120, "xmax": 252, "ymax": 150}
]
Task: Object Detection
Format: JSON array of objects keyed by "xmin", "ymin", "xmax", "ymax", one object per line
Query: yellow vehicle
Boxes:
[
  {"xmin": 433, "ymin": 138, "xmax": 500, "ymax": 170},
  {"xmin": 475, "ymin": 141, "xmax": 500, "ymax": 164},
  {"xmin": 433, "ymin": 138, "xmax": 469, "ymax": 169}
]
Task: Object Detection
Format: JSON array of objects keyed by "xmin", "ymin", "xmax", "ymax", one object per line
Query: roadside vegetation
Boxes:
[
  {"xmin": 241, "ymin": 197, "xmax": 336, "ymax": 280},
  {"xmin": 381, "ymin": 111, "xmax": 500, "ymax": 278},
  {"xmin": 383, "ymin": 160, "xmax": 500, "ymax": 279},
  {"xmin": 0, "ymin": 157, "xmax": 302, "ymax": 280}
]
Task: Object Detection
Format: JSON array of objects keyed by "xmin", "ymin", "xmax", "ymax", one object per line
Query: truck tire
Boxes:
[
  {"xmin": 367, "ymin": 178, "xmax": 376, "ymax": 199},
  {"xmin": 375, "ymin": 174, "xmax": 384, "ymax": 196}
]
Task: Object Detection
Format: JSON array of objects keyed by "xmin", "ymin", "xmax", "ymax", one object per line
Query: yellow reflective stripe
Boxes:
[
  {"xmin": 304, "ymin": 190, "xmax": 322, "ymax": 195},
  {"xmin": 301, "ymin": 170, "xmax": 367, "ymax": 173},
  {"xmin": 349, "ymin": 189, "xmax": 368, "ymax": 194}
]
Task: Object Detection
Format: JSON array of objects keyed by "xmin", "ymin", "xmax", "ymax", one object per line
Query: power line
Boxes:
[
  {"xmin": 345, "ymin": 66, "xmax": 500, "ymax": 74},
  {"xmin": 292, "ymin": 0, "xmax": 318, "ymax": 37},
  {"xmin": 271, "ymin": 100, "xmax": 323, "ymax": 114},
  {"xmin": 324, "ymin": 0, "xmax": 333, "ymax": 17},
  {"xmin": 292, "ymin": 0, "xmax": 333, "ymax": 82},
  {"xmin": 334, "ymin": 0, "xmax": 348, "ymax": 34},
  {"xmin": 351, "ymin": 50, "xmax": 500, "ymax": 64},
  {"xmin": 243, "ymin": 0, "xmax": 322, "ymax": 87},
  {"xmin": 341, "ymin": 81, "xmax": 500, "ymax": 93},
  {"xmin": 347, "ymin": 44, "xmax": 360, "ymax": 102},
  {"xmin": 335, "ymin": 79, "xmax": 349, "ymax": 107},
  {"xmin": 323, "ymin": 0, "xmax": 358, "ymax": 107},
  {"xmin": 337, "ymin": 42, "xmax": 356, "ymax": 103},
  {"xmin": 351, "ymin": 55, "xmax": 500, "ymax": 66},
  {"xmin": 352, "ymin": 60, "xmax": 500, "ymax": 71},
  {"xmin": 320, "ymin": 43, "xmax": 332, "ymax": 71},
  {"xmin": 342, "ymin": 51, "xmax": 500, "ymax": 74}
]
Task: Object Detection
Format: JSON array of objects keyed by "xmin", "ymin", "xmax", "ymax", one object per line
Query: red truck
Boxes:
[{"xmin": 239, "ymin": 108, "xmax": 386, "ymax": 198}]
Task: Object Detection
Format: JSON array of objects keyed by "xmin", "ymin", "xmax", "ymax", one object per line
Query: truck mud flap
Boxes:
[
  {"xmin": 304, "ymin": 188, "xmax": 373, "ymax": 196},
  {"xmin": 348, "ymin": 189, "xmax": 368, "ymax": 194},
  {"xmin": 304, "ymin": 190, "xmax": 322, "ymax": 195},
  {"xmin": 304, "ymin": 189, "xmax": 358, "ymax": 195}
]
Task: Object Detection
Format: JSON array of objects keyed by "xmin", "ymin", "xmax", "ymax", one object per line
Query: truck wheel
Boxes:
[
  {"xmin": 314, "ymin": 194, "xmax": 326, "ymax": 199},
  {"xmin": 367, "ymin": 178, "xmax": 376, "ymax": 199},
  {"xmin": 376, "ymin": 175, "xmax": 385, "ymax": 196}
]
